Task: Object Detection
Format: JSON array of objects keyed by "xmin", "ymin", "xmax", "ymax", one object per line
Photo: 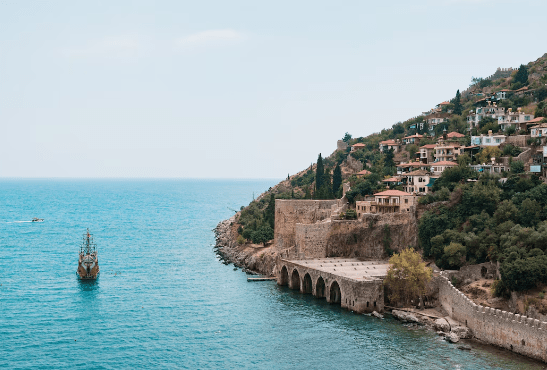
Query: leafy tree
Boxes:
[
  {"xmin": 392, "ymin": 123, "xmax": 405, "ymax": 136},
  {"xmin": 250, "ymin": 224, "xmax": 274, "ymax": 245},
  {"xmin": 332, "ymin": 163, "xmax": 342, "ymax": 197},
  {"xmin": 384, "ymin": 148, "xmax": 395, "ymax": 170},
  {"xmin": 453, "ymin": 89, "xmax": 462, "ymax": 115},
  {"xmin": 476, "ymin": 146, "xmax": 501, "ymax": 165},
  {"xmin": 493, "ymin": 200, "xmax": 518, "ymax": 225},
  {"xmin": 384, "ymin": 248, "xmax": 432, "ymax": 306},
  {"xmin": 343, "ymin": 132, "xmax": 352, "ymax": 143},
  {"xmin": 514, "ymin": 64, "xmax": 529, "ymax": 85},
  {"xmin": 519, "ymin": 198, "xmax": 541, "ymax": 227},
  {"xmin": 442, "ymin": 242, "xmax": 467, "ymax": 269},
  {"xmin": 510, "ymin": 160, "xmax": 524, "ymax": 174}
]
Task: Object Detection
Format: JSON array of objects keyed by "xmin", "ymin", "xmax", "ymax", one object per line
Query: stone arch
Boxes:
[
  {"xmin": 303, "ymin": 273, "xmax": 313, "ymax": 294},
  {"xmin": 290, "ymin": 269, "xmax": 301, "ymax": 291},
  {"xmin": 279, "ymin": 265, "xmax": 289, "ymax": 286},
  {"xmin": 329, "ymin": 281, "xmax": 341, "ymax": 304},
  {"xmin": 316, "ymin": 276, "xmax": 326, "ymax": 298}
]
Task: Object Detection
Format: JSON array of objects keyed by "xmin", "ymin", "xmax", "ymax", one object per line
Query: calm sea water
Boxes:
[{"xmin": 0, "ymin": 179, "xmax": 544, "ymax": 369}]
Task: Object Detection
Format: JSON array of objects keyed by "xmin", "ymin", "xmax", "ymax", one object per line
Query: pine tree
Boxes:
[
  {"xmin": 514, "ymin": 64, "xmax": 529, "ymax": 85},
  {"xmin": 453, "ymin": 89, "xmax": 462, "ymax": 115},
  {"xmin": 315, "ymin": 153, "xmax": 324, "ymax": 192},
  {"xmin": 332, "ymin": 163, "xmax": 342, "ymax": 198}
]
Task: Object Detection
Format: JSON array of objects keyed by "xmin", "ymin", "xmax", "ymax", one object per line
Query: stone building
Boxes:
[{"xmin": 355, "ymin": 190, "xmax": 415, "ymax": 216}]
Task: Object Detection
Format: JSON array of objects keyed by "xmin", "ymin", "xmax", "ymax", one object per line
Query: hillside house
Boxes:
[
  {"xmin": 419, "ymin": 144, "xmax": 436, "ymax": 164},
  {"xmin": 446, "ymin": 131, "xmax": 465, "ymax": 139},
  {"xmin": 471, "ymin": 133, "xmax": 506, "ymax": 147},
  {"xmin": 379, "ymin": 140, "xmax": 400, "ymax": 153},
  {"xmin": 396, "ymin": 162, "xmax": 429, "ymax": 174},
  {"xmin": 430, "ymin": 160, "xmax": 457, "ymax": 175},
  {"xmin": 356, "ymin": 169, "xmax": 372, "ymax": 177},
  {"xmin": 355, "ymin": 190, "xmax": 415, "ymax": 216},
  {"xmin": 382, "ymin": 176, "xmax": 401, "ymax": 188},
  {"xmin": 435, "ymin": 143, "xmax": 463, "ymax": 162},
  {"xmin": 496, "ymin": 89, "xmax": 511, "ymax": 100},
  {"xmin": 425, "ymin": 112, "xmax": 451, "ymax": 128},
  {"xmin": 467, "ymin": 102, "xmax": 533, "ymax": 131},
  {"xmin": 351, "ymin": 143, "xmax": 366, "ymax": 152},
  {"xmin": 531, "ymin": 120, "xmax": 547, "ymax": 138},
  {"xmin": 402, "ymin": 169, "xmax": 431, "ymax": 195},
  {"xmin": 402, "ymin": 134, "xmax": 423, "ymax": 145}
]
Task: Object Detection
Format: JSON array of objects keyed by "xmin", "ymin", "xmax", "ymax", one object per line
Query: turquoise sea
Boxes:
[{"xmin": 0, "ymin": 179, "xmax": 544, "ymax": 369}]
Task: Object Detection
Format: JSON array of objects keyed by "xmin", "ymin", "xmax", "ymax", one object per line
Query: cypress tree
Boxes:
[
  {"xmin": 333, "ymin": 163, "xmax": 342, "ymax": 197},
  {"xmin": 316, "ymin": 153, "xmax": 324, "ymax": 191},
  {"xmin": 264, "ymin": 193, "xmax": 276, "ymax": 229},
  {"xmin": 514, "ymin": 64, "xmax": 529, "ymax": 85},
  {"xmin": 453, "ymin": 89, "xmax": 462, "ymax": 115}
]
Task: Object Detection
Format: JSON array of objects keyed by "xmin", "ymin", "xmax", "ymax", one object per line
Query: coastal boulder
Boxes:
[
  {"xmin": 451, "ymin": 326, "xmax": 472, "ymax": 339},
  {"xmin": 445, "ymin": 332, "xmax": 460, "ymax": 343},
  {"xmin": 434, "ymin": 318, "xmax": 450, "ymax": 332},
  {"xmin": 372, "ymin": 311, "xmax": 383, "ymax": 319},
  {"xmin": 392, "ymin": 310, "xmax": 421, "ymax": 324}
]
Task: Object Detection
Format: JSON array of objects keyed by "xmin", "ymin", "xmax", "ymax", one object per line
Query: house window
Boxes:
[
  {"xmin": 405, "ymin": 199, "xmax": 408, "ymax": 204},
  {"xmin": 525, "ymin": 116, "xmax": 530, "ymax": 121},
  {"xmin": 496, "ymin": 139, "xmax": 501, "ymax": 143},
  {"xmin": 485, "ymin": 138, "xmax": 491, "ymax": 143}
]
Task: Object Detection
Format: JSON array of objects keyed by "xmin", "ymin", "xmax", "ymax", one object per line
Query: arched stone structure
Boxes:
[
  {"xmin": 316, "ymin": 276, "xmax": 325, "ymax": 298},
  {"xmin": 303, "ymin": 273, "xmax": 313, "ymax": 294},
  {"xmin": 276, "ymin": 258, "xmax": 386, "ymax": 313},
  {"xmin": 329, "ymin": 281, "xmax": 341, "ymax": 304},
  {"xmin": 279, "ymin": 265, "xmax": 289, "ymax": 286},
  {"xmin": 290, "ymin": 269, "xmax": 301, "ymax": 291}
]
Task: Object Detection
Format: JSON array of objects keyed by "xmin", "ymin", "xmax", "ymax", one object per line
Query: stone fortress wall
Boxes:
[{"xmin": 439, "ymin": 275, "xmax": 547, "ymax": 362}]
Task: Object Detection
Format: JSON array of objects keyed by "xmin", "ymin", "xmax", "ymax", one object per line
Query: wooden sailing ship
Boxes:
[{"xmin": 77, "ymin": 229, "xmax": 100, "ymax": 279}]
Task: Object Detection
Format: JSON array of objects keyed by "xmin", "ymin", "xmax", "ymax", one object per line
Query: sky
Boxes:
[{"xmin": 1, "ymin": 0, "xmax": 546, "ymax": 178}]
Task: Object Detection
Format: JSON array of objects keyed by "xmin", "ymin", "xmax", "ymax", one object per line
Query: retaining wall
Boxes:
[{"xmin": 439, "ymin": 275, "xmax": 547, "ymax": 362}]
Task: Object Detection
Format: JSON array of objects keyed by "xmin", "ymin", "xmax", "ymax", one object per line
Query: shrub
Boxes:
[{"xmin": 237, "ymin": 235, "xmax": 246, "ymax": 245}]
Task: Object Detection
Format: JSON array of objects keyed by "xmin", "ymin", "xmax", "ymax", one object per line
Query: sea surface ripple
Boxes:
[{"xmin": 0, "ymin": 179, "xmax": 544, "ymax": 369}]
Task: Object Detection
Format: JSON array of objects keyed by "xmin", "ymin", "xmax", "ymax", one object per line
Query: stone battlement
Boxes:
[{"xmin": 439, "ymin": 275, "xmax": 547, "ymax": 362}]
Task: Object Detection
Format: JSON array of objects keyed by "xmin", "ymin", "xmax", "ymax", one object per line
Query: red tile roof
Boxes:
[
  {"xmin": 374, "ymin": 190, "xmax": 413, "ymax": 197},
  {"xmin": 357, "ymin": 169, "xmax": 371, "ymax": 175},
  {"xmin": 439, "ymin": 101, "xmax": 450, "ymax": 105},
  {"xmin": 380, "ymin": 139, "xmax": 397, "ymax": 145},
  {"xmin": 382, "ymin": 177, "xmax": 400, "ymax": 182},
  {"xmin": 420, "ymin": 144, "xmax": 437, "ymax": 149},
  {"xmin": 446, "ymin": 132, "xmax": 465, "ymax": 138},
  {"xmin": 352, "ymin": 143, "xmax": 365, "ymax": 147}
]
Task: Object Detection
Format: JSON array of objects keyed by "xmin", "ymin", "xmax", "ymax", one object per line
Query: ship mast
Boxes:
[{"xmin": 80, "ymin": 228, "xmax": 97, "ymax": 255}]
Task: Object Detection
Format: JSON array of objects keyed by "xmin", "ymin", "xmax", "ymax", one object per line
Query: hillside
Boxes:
[{"xmin": 216, "ymin": 52, "xmax": 547, "ymax": 319}]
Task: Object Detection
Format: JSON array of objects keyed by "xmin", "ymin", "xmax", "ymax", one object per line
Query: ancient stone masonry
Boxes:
[
  {"xmin": 439, "ymin": 275, "xmax": 547, "ymax": 363},
  {"xmin": 274, "ymin": 200, "xmax": 338, "ymax": 252},
  {"xmin": 277, "ymin": 258, "xmax": 387, "ymax": 313}
]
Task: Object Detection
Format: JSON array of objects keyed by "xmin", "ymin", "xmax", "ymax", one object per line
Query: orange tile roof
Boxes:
[
  {"xmin": 431, "ymin": 161, "xmax": 457, "ymax": 166},
  {"xmin": 380, "ymin": 139, "xmax": 397, "ymax": 145},
  {"xmin": 352, "ymin": 142, "xmax": 365, "ymax": 147},
  {"xmin": 357, "ymin": 169, "xmax": 371, "ymax": 175},
  {"xmin": 446, "ymin": 132, "xmax": 465, "ymax": 138},
  {"xmin": 382, "ymin": 177, "xmax": 400, "ymax": 182},
  {"xmin": 439, "ymin": 101, "xmax": 450, "ymax": 105},
  {"xmin": 420, "ymin": 144, "xmax": 437, "ymax": 149},
  {"xmin": 405, "ymin": 169, "xmax": 429, "ymax": 176},
  {"xmin": 374, "ymin": 189, "xmax": 413, "ymax": 197},
  {"xmin": 528, "ymin": 117, "xmax": 544, "ymax": 123}
]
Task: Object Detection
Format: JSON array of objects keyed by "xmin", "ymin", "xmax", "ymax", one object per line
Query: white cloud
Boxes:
[
  {"xmin": 62, "ymin": 35, "xmax": 142, "ymax": 58},
  {"xmin": 176, "ymin": 29, "xmax": 244, "ymax": 48}
]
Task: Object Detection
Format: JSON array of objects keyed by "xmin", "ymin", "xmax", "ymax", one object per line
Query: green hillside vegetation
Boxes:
[{"xmin": 235, "ymin": 53, "xmax": 547, "ymax": 295}]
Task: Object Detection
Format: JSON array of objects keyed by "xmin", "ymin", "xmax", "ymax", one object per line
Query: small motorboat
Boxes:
[
  {"xmin": 77, "ymin": 229, "xmax": 100, "ymax": 280},
  {"xmin": 31, "ymin": 218, "xmax": 44, "ymax": 222}
]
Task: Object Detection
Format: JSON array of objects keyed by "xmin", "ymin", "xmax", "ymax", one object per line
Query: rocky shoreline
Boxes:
[{"xmin": 214, "ymin": 215, "xmax": 278, "ymax": 276}]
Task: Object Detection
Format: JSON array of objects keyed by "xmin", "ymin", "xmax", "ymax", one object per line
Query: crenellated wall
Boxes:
[{"xmin": 439, "ymin": 275, "xmax": 547, "ymax": 362}]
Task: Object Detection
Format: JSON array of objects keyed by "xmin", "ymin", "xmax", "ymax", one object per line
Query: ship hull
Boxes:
[{"xmin": 77, "ymin": 254, "xmax": 100, "ymax": 280}]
